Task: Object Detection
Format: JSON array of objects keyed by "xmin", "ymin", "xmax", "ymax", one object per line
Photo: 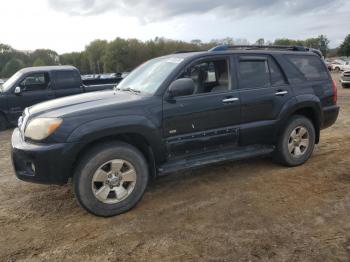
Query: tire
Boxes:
[
  {"xmin": 0, "ymin": 114, "xmax": 8, "ymax": 131},
  {"xmin": 335, "ymin": 67, "xmax": 341, "ymax": 72},
  {"xmin": 73, "ymin": 142, "xmax": 149, "ymax": 217},
  {"xmin": 274, "ymin": 115, "xmax": 315, "ymax": 167}
]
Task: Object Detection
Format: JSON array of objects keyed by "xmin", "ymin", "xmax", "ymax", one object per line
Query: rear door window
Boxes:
[
  {"xmin": 285, "ymin": 55, "xmax": 329, "ymax": 80},
  {"xmin": 239, "ymin": 58, "xmax": 270, "ymax": 89},
  {"xmin": 53, "ymin": 70, "xmax": 81, "ymax": 89}
]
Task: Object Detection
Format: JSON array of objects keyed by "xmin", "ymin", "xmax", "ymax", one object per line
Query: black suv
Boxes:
[{"xmin": 11, "ymin": 45, "xmax": 339, "ymax": 217}]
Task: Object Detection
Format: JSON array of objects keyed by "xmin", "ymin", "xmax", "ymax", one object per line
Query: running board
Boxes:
[{"xmin": 158, "ymin": 145, "xmax": 275, "ymax": 176}]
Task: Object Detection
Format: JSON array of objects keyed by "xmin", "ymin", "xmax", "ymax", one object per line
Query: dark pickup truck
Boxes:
[
  {"xmin": 11, "ymin": 45, "xmax": 339, "ymax": 217},
  {"xmin": 0, "ymin": 66, "xmax": 118, "ymax": 130}
]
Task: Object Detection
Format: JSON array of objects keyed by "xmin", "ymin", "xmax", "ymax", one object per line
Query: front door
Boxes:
[
  {"xmin": 162, "ymin": 56, "xmax": 241, "ymax": 157},
  {"xmin": 7, "ymin": 72, "xmax": 54, "ymax": 122}
]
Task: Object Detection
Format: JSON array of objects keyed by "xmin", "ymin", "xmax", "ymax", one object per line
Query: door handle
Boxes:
[
  {"xmin": 222, "ymin": 97, "xmax": 239, "ymax": 103},
  {"xmin": 275, "ymin": 91, "xmax": 288, "ymax": 96}
]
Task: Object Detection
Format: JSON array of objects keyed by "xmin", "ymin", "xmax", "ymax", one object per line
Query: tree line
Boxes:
[{"xmin": 1, "ymin": 34, "xmax": 349, "ymax": 79}]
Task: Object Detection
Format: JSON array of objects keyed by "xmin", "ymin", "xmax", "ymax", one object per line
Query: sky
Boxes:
[{"xmin": 0, "ymin": 0, "xmax": 349, "ymax": 54}]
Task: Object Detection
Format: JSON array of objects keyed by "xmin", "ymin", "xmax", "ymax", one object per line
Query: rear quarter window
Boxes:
[
  {"xmin": 285, "ymin": 55, "xmax": 329, "ymax": 81},
  {"xmin": 53, "ymin": 70, "xmax": 81, "ymax": 89}
]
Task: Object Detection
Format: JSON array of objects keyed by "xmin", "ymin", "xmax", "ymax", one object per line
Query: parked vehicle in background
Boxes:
[
  {"xmin": 121, "ymin": 72, "xmax": 130, "ymax": 78},
  {"xmin": 331, "ymin": 60, "xmax": 350, "ymax": 72},
  {"xmin": 0, "ymin": 66, "xmax": 116, "ymax": 130},
  {"xmin": 324, "ymin": 59, "xmax": 333, "ymax": 71},
  {"xmin": 341, "ymin": 71, "xmax": 350, "ymax": 88},
  {"xmin": 0, "ymin": 79, "xmax": 5, "ymax": 85},
  {"xmin": 11, "ymin": 45, "xmax": 339, "ymax": 217},
  {"xmin": 81, "ymin": 73, "xmax": 123, "ymax": 86}
]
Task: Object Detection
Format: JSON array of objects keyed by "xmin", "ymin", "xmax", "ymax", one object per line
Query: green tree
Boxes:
[
  {"xmin": 33, "ymin": 58, "xmax": 45, "ymax": 67},
  {"xmin": 60, "ymin": 52, "xmax": 90, "ymax": 74},
  {"xmin": 304, "ymin": 35, "xmax": 330, "ymax": 56},
  {"xmin": 1, "ymin": 58, "xmax": 25, "ymax": 78},
  {"xmin": 30, "ymin": 49, "xmax": 59, "ymax": 66},
  {"xmin": 85, "ymin": 40, "xmax": 108, "ymax": 74},
  {"xmin": 318, "ymin": 35, "xmax": 330, "ymax": 57},
  {"xmin": 255, "ymin": 38, "xmax": 265, "ymax": 45},
  {"xmin": 274, "ymin": 38, "xmax": 304, "ymax": 46},
  {"xmin": 339, "ymin": 34, "xmax": 350, "ymax": 56}
]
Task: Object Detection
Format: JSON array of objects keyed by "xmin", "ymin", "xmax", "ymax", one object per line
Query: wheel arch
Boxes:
[
  {"xmin": 0, "ymin": 110, "xmax": 9, "ymax": 130},
  {"xmin": 277, "ymin": 97, "xmax": 322, "ymax": 144},
  {"xmin": 65, "ymin": 115, "xmax": 167, "ymax": 181},
  {"xmin": 70, "ymin": 132, "xmax": 158, "ymax": 181}
]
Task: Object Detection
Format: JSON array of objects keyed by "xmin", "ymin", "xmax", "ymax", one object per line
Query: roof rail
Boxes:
[
  {"xmin": 173, "ymin": 50, "xmax": 204, "ymax": 54},
  {"xmin": 209, "ymin": 45, "xmax": 323, "ymax": 58}
]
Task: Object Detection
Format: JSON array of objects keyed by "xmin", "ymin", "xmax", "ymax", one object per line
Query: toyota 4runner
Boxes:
[{"xmin": 11, "ymin": 45, "xmax": 339, "ymax": 217}]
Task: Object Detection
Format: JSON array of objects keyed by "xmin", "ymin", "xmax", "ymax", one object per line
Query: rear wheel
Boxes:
[
  {"xmin": 274, "ymin": 115, "xmax": 315, "ymax": 167},
  {"xmin": 0, "ymin": 114, "xmax": 8, "ymax": 131},
  {"xmin": 73, "ymin": 142, "xmax": 149, "ymax": 217}
]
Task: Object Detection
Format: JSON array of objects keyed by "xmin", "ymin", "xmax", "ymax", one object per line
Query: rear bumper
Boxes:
[
  {"xmin": 11, "ymin": 128, "xmax": 78, "ymax": 185},
  {"xmin": 321, "ymin": 105, "xmax": 339, "ymax": 129}
]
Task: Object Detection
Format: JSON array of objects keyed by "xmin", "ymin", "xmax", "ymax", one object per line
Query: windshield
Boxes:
[
  {"xmin": 2, "ymin": 72, "xmax": 22, "ymax": 92},
  {"xmin": 117, "ymin": 56, "xmax": 184, "ymax": 94}
]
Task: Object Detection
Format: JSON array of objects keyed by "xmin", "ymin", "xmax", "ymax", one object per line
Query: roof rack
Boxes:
[{"xmin": 209, "ymin": 45, "xmax": 323, "ymax": 58}]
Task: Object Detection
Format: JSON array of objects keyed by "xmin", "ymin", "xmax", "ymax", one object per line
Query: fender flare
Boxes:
[
  {"xmin": 67, "ymin": 115, "xmax": 165, "ymax": 162},
  {"xmin": 275, "ymin": 95, "xmax": 322, "ymax": 142}
]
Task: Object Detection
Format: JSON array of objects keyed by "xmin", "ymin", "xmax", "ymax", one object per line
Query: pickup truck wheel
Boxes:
[
  {"xmin": 73, "ymin": 142, "xmax": 149, "ymax": 217},
  {"xmin": 274, "ymin": 115, "xmax": 315, "ymax": 167},
  {"xmin": 0, "ymin": 114, "xmax": 8, "ymax": 131}
]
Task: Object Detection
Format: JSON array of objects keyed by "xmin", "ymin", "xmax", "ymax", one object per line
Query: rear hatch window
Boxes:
[{"xmin": 285, "ymin": 55, "xmax": 329, "ymax": 81}]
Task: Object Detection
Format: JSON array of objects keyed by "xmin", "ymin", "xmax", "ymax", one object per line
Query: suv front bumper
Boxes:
[{"xmin": 11, "ymin": 128, "xmax": 78, "ymax": 185}]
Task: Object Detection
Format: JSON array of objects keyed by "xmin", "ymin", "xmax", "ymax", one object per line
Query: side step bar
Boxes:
[{"xmin": 158, "ymin": 145, "xmax": 275, "ymax": 176}]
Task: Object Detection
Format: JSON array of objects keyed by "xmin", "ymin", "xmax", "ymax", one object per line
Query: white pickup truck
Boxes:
[
  {"xmin": 341, "ymin": 70, "xmax": 350, "ymax": 88},
  {"xmin": 332, "ymin": 60, "xmax": 350, "ymax": 72}
]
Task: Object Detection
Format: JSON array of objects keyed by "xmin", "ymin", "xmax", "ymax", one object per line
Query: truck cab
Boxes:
[{"xmin": 0, "ymin": 66, "xmax": 116, "ymax": 129}]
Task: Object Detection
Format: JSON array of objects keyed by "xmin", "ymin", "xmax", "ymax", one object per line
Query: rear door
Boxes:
[
  {"xmin": 6, "ymin": 72, "xmax": 54, "ymax": 121},
  {"xmin": 162, "ymin": 55, "xmax": 241, "ymax": 157},
  {"xmin": 237, "ymin": 54, "xmax": 294, "ymax": 145},
  {"xmin": 52, "ymin": 70, "xmax": 83, "ymax": 98}
]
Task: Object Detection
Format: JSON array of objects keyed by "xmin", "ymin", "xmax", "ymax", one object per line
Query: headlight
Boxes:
[{"xmin": 24, "ymin": 118, "xmax": 63, "ymax": 141}]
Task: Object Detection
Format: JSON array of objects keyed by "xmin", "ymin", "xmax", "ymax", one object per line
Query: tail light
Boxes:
[{"xmin": 332, "ymin": 79, "xmax": 337, "ymax": 104}]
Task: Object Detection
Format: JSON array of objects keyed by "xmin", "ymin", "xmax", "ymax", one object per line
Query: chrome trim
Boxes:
[{"xmin": 222, "ymin": 98, "xmax": 239, "ymax": 103}]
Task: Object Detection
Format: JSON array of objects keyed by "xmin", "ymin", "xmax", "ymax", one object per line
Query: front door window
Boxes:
[{"xmin": 20, "ymin": 73, "xmax": 49, "ymax": 92}]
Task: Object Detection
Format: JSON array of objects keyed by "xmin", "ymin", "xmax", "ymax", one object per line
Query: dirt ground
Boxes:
[{"xmin": 0, "ymin": 73, "xmax": 350, "ymax": 262}]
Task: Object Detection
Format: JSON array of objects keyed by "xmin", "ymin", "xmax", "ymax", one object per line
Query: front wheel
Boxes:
[
  {"xmin": 274, "ymin": 115, "xmax": 315, "ymax": 167},
  {"xmin": 73, "ymin": 142, "xmax": 149, "ymax": 217}
]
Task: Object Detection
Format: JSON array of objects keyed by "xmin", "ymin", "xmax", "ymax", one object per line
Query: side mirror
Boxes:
[
  {"xmin": 168, "ymin": 78, "xmax": 195, "ymax": 98},
  {"xmin": 14, "ymin": 86, "xmax": 21, "ymax": 95}
]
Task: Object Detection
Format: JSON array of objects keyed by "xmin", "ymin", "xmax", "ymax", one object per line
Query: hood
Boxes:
[{"xmin": 28, "ymin": 90, "xmax": 143, "ymax": 118}]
